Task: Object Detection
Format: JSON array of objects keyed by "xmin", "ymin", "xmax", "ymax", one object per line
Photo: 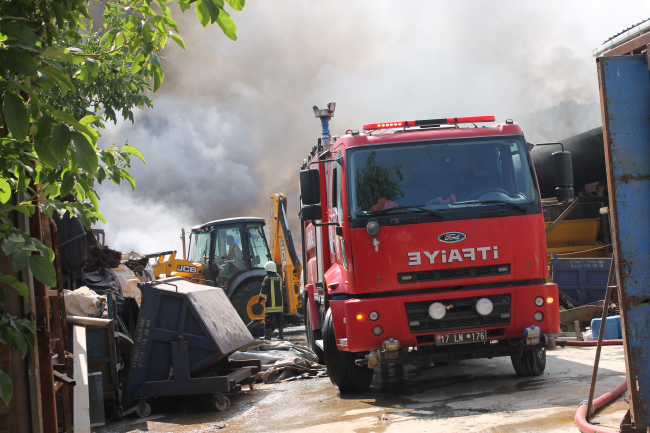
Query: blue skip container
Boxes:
[{"xmin": 591, "ymin": 316, "xmax": 622, "ymax": 340}]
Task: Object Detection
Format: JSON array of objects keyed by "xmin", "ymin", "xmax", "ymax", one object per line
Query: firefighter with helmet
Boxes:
[{"xmin": 257, "ymin": 261, "xmax": 284, "ymax": 340}]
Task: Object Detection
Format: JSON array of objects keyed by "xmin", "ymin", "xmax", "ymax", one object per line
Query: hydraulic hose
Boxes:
[
  {"xmin": 575, "ymin": 379, "xmax": 628, "ymax": 433},
  {"xmin": 556, "ymin": 339, "xmax": 623, "ymax": 347}
]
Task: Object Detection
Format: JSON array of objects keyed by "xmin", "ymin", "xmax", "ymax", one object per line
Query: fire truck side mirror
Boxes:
[
  {"xmin": 300, "ymin": 169, "xmax": 321, "ymax": 205},
  {"xmin": 552, "ymin": 150, "xmax": 574, "ymax": 202},
  {"xmin": 300, "ymin": 205, "xmax": 322, "ymax": 221}
]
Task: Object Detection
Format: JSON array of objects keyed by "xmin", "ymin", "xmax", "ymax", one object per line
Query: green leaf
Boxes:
[
  {"xmin": 120, "ymin": 169, "xmax": 136, "ymax": 190},
  {"xmin": 71, "ymin": 131, "xmax": 98, "ymax": 173},
  {"xmin": 195, "ymin": 0, "xmax": 214, "ymax": 27},
  {"xmin": 8, "ymin": 329, "xmax": 27, "ymax": 358},
  {"xmin": 34, "ymin": 115, "xmax": 57, "ymax": 167},
  {"xmin": 0, "ymin": 179, "xmax": 10, "ymax": 204},
  {"xmin": 0, "ymin": 289, "xmax": 5, "ymax": 305},
  {"xmin": 2, "ymin": 93, "xmax": 30, "ymax": 142},
  {"xmin": 1, "ymin": 239, "xmax": 16, "ymax": 256},
  {"xmin": 179, "ymin": 0, "xmax": 192, "ymax": 12},
  {"xmin": 60, "ymin": 171, "xmax": 75, "ymax": 197},
  {"xmin": 40, "ymin": 66, "xmax": 75, "ymax": 96},
  {"xmin": 31, "ymin": 238, "xmax": 54, "ymax": 261},
  {"xmin": 106, "ymin": 166, "xmax": 121, "ymax": 184},
  {"xmin": 90, "ymin": 211, "xmax": 106, "ymax": 224},
  {"xmin": 12, "ymin": 249, "xmax": 28, "ymax": 272},
  {"xmin": 0, "ymin": 275, "xmax": 29, "ymax": 298},
  {"xmin": 51, "ymin": 124, "xmax": 71, "ymax": 163},
  {"xmin": 28, "ymin": 255, "xmax": 57, "ymax": 287},
  {"xmin": 0, "ymin": 48, "xmax": 38, "ymax": 76},
  {"xmin": 122, "ymin": 145, "xmax": 146, "ymax": 164},
  {"xmin": 170, "ymin": 33, "xmax": 186, "ymax": 50},
  {"xmin": 79, "ymin": 115, "xmax": 101, "ymax": 126},
  {"xmin": 153, "ymin": 67, "xmax": 164, "ymax": 92},
  {"xmin": 163, "ymin": 17, "xmax": 180, "ymax": 33},
  {"xmin": 50, "ymin": 111, "xmax": 98, "ymax": 145},
  {"xmin": 40, "ymin": 47, "xmax": 73, "ymax": 63},
  {"xmin": 1, "ymin": 22, "xmax": 42, "ymax": 53},
  {"xmin": 225, "ymin": 0, "xmax": 245, "ymax": 11},
  {"xmin": 216, "ymin": 7, "xmax": 237, "ymax": 40},
  {"xmin": 0, "ymin": 369, "xmax": 13, "ymax": 404},
  {"xmin": 7, "ymin": 233, "xmax": 23, "ymax": 243}
]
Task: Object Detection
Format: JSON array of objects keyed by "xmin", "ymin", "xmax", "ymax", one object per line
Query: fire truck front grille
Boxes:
[
  {"xmin": 404, "ymin": 294, "xmax": 511, "ymax": 334},
  {"xmin": 398, "ymin": 264, "xmax": 510, "ymax": 283}
]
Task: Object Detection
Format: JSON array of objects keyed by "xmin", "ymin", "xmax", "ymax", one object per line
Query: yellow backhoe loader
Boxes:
[{"xmin": 146, "ymin": 194, "xmax": 302, "ymax": 332}]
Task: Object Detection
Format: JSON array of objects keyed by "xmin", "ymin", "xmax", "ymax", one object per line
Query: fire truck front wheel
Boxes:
[
  {"xmin": 323, "ymin": 309, "xmax": 374, "ymax": 394},
  {"xmin": 510, "ymin": 347, "xmax": 546, "ymax": 376}
]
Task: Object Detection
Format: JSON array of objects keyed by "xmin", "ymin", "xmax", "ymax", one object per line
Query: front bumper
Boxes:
[{"xmin": 331, "ymin": 282, "xmax": 559, "ymax": 352}]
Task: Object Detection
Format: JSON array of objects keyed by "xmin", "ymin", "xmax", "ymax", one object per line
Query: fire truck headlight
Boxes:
[
  {"xmin": 369, "ymin": 311, "xmax": 379, "ymax": 321},
  {"xmin": 429, "ymin": 302, "xmax": 446, "ymax": 320},
  {"xmin": 534, "ymin": 296, "xmax": 544, "ymax": 307},
  {"xmin": 366, "ymin": 219, "xmax": 380, "ymax": 236},
  {"xmin": 476, "ymin": 298, "xmax": 493, "ymax": 316},
  {"xmin": 534, "ymin": 311, "xmax": 544, "ymax": 322},
  {"xmin": 372, "ymin": 326, "xmax": 383, "ymax": 336}
]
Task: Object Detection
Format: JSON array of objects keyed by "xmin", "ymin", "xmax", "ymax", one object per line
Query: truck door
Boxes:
[{"xmin": 330, "ymin": 153, "xmax": 347, "ymax": 269}]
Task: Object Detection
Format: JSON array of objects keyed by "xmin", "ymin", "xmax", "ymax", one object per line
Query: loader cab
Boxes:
[{"xmin": 187, "ymin": 217, "xmax": 272, "ymax": 287}]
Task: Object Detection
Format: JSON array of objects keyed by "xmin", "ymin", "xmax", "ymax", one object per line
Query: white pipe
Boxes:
[{"xmin": 66, "ymin": 316, "xmax": 116, "ymax": 327}]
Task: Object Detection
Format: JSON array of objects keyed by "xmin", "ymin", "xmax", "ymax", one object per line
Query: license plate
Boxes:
[{"xmin": 436, "ymin": 330, "xmax": 486, "ymax": 346}]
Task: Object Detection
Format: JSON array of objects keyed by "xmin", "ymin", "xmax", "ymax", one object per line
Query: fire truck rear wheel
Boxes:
[
  {"xmin": 231, "ymin": 281, "xmax": 265, "ymax": 336},
  {"xmin": 305, "ymin": 298, "xmax": 324, "ymax": 364},
  {"xmin": 323, "ymin": 309, "xmax": 374, "ymax": 394}
]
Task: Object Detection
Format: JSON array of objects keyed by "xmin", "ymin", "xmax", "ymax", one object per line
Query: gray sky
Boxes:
[{"xmin": 95, "ymin": 1, "xmax": 649, "ymax": 254}]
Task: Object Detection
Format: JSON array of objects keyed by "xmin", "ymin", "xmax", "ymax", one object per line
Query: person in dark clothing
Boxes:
[{"xmin": 257, "ymin": 261, "xmax": 284, "ymax": 340}]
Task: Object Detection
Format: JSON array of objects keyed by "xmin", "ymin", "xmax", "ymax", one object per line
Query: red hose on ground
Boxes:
[
  {"xmin": 557, "ymin": 339, "xmax": 623, "ymax": 346},
  {"xmin": 575, "ymin": 379, "xmax": 628, "ymax": 433}
]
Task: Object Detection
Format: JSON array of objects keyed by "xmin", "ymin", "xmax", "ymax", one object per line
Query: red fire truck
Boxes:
[{"xmin": 299, "ymin": 103, "xmax": 572, "ymax": 393}]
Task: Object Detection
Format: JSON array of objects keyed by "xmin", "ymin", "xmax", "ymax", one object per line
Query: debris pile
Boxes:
[
  {"xmin": 230, "ymin": 341, "xmax": 326, "ymax": 383},
  {"xmin": 84, "ymin": 230, "xmax": 121, "ymax": 272}
]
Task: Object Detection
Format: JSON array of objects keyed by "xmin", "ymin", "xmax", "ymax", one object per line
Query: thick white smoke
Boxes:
[{"xmin": 94, "ymin": 0, "xmax": 649, "ymax": 253}]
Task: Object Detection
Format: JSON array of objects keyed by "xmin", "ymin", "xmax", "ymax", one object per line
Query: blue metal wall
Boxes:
[{"xmin": 598, "ymin": 54, "xmax": 650, "ymax": 427}]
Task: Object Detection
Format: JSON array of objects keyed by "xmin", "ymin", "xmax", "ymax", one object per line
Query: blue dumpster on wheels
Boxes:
[{"xmin": 123, "ymin": 277, "xmax": 261, "ymax": 417}]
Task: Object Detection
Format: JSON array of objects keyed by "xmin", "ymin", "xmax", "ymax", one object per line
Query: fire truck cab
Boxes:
[{"xmin": 300, "ymin": 106, "xmax": 571, "ymax": 393}]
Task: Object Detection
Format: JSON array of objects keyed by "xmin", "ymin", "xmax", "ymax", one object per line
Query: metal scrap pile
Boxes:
[{"xmin": 230, "ymin": 341, "xmax": 327, "ymax": 383}]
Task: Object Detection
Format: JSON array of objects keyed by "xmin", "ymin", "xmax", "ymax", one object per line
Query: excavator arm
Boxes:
[
  {"xmin": 269, "ymin": 194, "xmax": 303, "ymax": 314},
  {"xmin": 148, "ymin": 250, "xmax": 206, "ymax": 283}
]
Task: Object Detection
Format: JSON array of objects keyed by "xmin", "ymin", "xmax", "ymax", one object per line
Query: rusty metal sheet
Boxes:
[{"xmin": 598, "ymin": 54, "xmax": 650, "ymax": 428}]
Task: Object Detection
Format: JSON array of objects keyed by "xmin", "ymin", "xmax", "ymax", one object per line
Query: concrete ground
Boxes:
[{"xmin": 95, "ymin": 327, "xmax": 629, "ymax": 433}]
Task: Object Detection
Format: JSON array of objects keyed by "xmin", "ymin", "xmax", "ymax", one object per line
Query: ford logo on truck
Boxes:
[{"xmin": 438, "ymin": 232, "xmax": 466, "ymax": 243}]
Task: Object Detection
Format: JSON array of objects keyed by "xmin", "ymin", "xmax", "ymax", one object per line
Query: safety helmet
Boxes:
[{"xmin": 264, "ymin": 261, "xmax": 277, "ymax": 273}]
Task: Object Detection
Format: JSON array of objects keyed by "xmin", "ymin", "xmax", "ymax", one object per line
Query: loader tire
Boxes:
[
  {"xmin": 305, "ymin": 298, "xmax": 324, "ymax": 364},
  {"xmin": 231, "ymin": 281, "xmax": 265, "ymax": 336},
  {"xmin": 323, "ymin": 309, "xmax": 374, "ymax": 394}
]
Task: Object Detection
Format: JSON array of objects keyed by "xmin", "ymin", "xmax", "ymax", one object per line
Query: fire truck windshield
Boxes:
[{"xmin": 348, "ymin": 136, "xmax": 538, "ymax": 217}]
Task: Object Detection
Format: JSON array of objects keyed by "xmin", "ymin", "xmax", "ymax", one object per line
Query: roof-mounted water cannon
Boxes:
[
  {"xmin": 313, "ymin": 102, "xmax": 336, "ymax": 151},
  {"xmin": 535, "ymin": 142, "xmax": 574, "ymax": 202}
]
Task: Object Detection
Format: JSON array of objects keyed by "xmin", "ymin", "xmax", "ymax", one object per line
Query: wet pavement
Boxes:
[{"xmin": 94, "ymin": 328, "xmax": 629, "ymax": 433}]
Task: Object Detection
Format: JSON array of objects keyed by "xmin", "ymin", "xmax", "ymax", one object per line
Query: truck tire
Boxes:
[
  {"xmin": 510, "ymin": 353, "xmax": 529, "ymax": 377},
  {"xmin": 231, "ymin": 281, "xmax": 265, "ymax": 336},
  {"xmin": 305, "ymin": 298, "xmax": 324, "ymax": 364},
  {"xmin": 322, "ymin": 309, "xmax": 374, "ymax": 394},
  {"xmin": 510, "ymin": 347, "xmax": 546, "ymax": 376},
  {"xmin": 524, "ymin": 347, "xmax": 546, "ymax": 376}
]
